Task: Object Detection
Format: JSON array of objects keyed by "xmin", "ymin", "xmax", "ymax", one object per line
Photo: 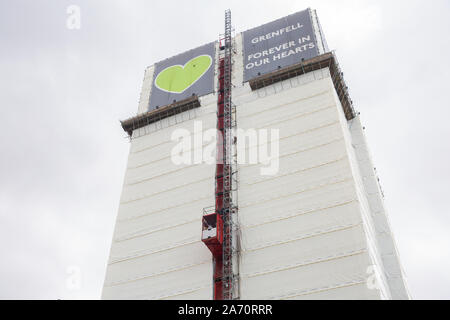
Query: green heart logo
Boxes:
[{"xmin": 155, "ymin": 55, "xmax": 212, "ymax": 93}]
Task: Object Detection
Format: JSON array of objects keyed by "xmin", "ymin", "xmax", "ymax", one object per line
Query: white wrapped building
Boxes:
[{"xmin": 102, "ymin": 8, "xmax": 409, "ymax": 300}]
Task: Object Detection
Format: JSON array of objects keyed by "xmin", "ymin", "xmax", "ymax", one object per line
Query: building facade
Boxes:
[{"xmin": 102, "ymin": 9, "xmax": 409, "ymax": 300}]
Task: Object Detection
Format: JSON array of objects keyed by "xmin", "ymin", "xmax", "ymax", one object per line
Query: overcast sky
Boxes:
[{"xmin": 0, "ymin": 0, "xmax": 449, "ymax": 299}]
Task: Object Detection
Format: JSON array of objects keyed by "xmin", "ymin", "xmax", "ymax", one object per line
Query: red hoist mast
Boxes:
[{"xmin": 201, "ymin": 9, "xmax": 239, "ymax": 300}]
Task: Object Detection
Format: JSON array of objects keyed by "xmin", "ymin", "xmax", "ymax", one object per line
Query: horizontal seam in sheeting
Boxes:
[
  {"xmin": 240, "ymin": 105, "xmax": 337, "ymax": 136},
  {"xmin": 108, "ymin": 238, "xmax": 200, "ymax": 264},
  {"xmin": 121, "ymin": 176, "xmax": 210, "ymax": 203},
  {"xmin": 128, "ymin": 138, "xmax": 217, "ymax": 170},
  {"xmin": 130, "ymin": 110, "xmax": 216, "ymax": 154},
  {"xmin": 128, "ymin": 116, "xmax": 339, "ymax": 175},
  {"xmin": 242, "ymin": 222, "xmax": 364, "ymax": 252},
  {"xmin": 104, "ymin": 260, "xmax": 210, "ymax": 287},
  {"xmin": 121, "ymin": 188, "xmax": 209, "ymax": 206},
  {"xmin": 276, "ymin": 280, "xmax": 368, "ymax": 300},
  {"xmin": 240, "ymin": 106, "xmax": 337, "ymax": 137},
  {"xmin": 130, "ymin": 138, "xmax": 171, "ymax": 155},
  {"xmin": 240, "ymin": 104, "xmax": 336, "ymax": 134},
  {"xmin": 119, "ymin": 192, "xmax": 210, "ymax": 215},
  {"xmin": 114, "ymin": 218, "xmax": 199, "ymax": 242},
  {"xmin": 117, "ymin": 195, "xmax": 210, "ymax": 222},
  {"xmin": 127, "ymin": 121, "xmax": 341, "ymax": 186},
  {"xmin": 241, "ymin": 121, "xmax": 341, "ymax": 153},
  {"xmin": 131, "ymin": 117, "xmax": 208, "ymax": 141},
  {"xmin": 238, "ymin": 89, "xmax": 333, "ymax": 121},
  {"xmin": 233, "ymin": 70, "xmax": 330, "ymax": 104},
  {"xmin": 242, "ymin": 248, "xmax": 367, "ymax": 279},
  {"xmin": 239, "ymin": 176, "xmax": 354, "ymax": 209},
  {"xmin": 130, "ymin": 119, "xmax": 216, "ymax": 155},
  {"xmin": 241, "ymin": 137, "xmax": 344, "ymax": 174},
  {"xmin": 105, "ymin": 283, "xmax": 211, "ymax": 300},
  {"xmin": 156, "ymin": 284, "xmax": 211, "ymax": 300},
  {"xmin": 241, "ymin": 198, "xmax": 358, "ymax": 229},
  {"xmin": 242, "ymin": 155, "xmax": 348, "ymax": 186},
  {"xmin": 125, "ymin": 162, "xmax": 204, "ymax": 185}
]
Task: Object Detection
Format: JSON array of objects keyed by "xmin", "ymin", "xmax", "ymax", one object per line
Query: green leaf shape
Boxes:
[{"xmin": 155, "ymin": 55, "xmax": 212, "ymax": 93}]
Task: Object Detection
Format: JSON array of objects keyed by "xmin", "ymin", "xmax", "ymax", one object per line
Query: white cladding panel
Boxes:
[
  {"xmin": 235, "ymin": 69, "xmax": 386, "ymax": 299},
  {"xmin": 346, "ymin": 116, "xmax": 410, "ymax": 299},
  {"xmin": 102, "ymin": 96, "xmax": 217, "ymax": 300}
]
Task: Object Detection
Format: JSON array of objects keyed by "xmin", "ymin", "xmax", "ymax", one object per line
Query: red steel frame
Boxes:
[{"xmin": 201, "ymin": 9, "xmax": 235, "ymax": 300}]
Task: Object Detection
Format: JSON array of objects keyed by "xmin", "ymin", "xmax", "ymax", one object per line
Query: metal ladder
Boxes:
[{"xmin": 220, "ymin": 9, "xmax": 239, "ymax": 300}]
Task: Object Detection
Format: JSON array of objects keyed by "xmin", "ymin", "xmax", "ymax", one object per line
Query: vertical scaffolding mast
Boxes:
[
  {"xmin": 220, "ymin": 8, "xmax": 238, "ymax": 300},
  {"xmin": 201, "ymin": 9, "xmax": 239, "ymax": 300}
]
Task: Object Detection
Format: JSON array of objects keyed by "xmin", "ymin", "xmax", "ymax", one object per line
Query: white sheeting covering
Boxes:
[{"xmin": 103, "ymin": 37, "xmax": 409, "ymax": 298}]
